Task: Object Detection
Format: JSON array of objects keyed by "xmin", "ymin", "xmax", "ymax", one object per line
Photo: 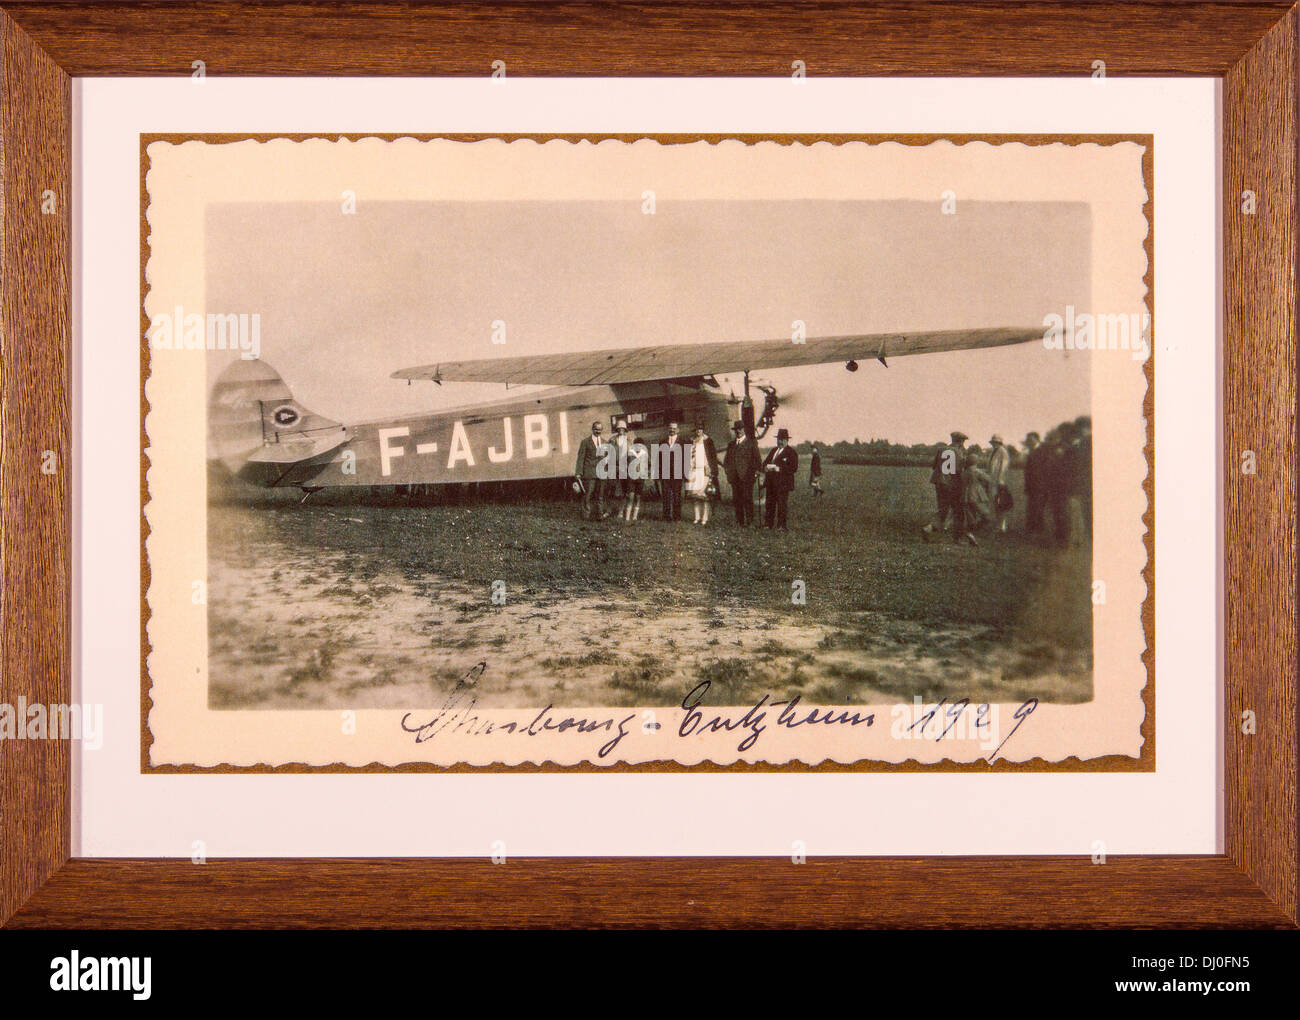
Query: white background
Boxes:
[{"xmin": 73, "ymin": 78, "xmax": 1220, "ymax": 857}]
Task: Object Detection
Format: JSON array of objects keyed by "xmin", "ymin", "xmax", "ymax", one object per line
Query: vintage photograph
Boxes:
[{"xmin": 142, "ymin": 135, "xmax": 1152, "ymax": 770}]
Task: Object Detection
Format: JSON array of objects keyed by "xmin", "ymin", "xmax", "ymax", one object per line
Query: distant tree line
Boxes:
[{"xmin": 796, "ymin": 416, "xmax": 1091, "ymax": 468}]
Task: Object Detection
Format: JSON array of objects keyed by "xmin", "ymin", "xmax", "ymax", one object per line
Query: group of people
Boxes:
[
  {"xmin": 922, "ymin": 422, "xmax": 1091, "ymax": 546},
  {"xmin": 573, "ymin": 418, "xmax": 806, "ymax": 529},
  {"xmin": 1023, "ymin": 422, "xmax": 1092, "ymax": 545},
  {"xmin": 721, "ymin": 421, "xmax": 800, "ymax": 529},
  {"xmin": 573, "ymin": 419, "xmax": 658, "ymax": 523}
]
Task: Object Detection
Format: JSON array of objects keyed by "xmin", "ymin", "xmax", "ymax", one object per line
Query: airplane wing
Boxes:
[{"xmin": 392, "ymin": 327, "xmax": 1042, "ymax": 386}]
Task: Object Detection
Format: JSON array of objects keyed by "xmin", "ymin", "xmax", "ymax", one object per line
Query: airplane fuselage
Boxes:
[{"xmin": 245, "ymin": 381, "xmax": 734, "ymax": 489}]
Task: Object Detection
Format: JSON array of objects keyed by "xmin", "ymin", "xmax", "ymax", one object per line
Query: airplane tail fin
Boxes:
[{"xmin": 208, "ymin": 360, "xmax": 344, "ymax": 486}]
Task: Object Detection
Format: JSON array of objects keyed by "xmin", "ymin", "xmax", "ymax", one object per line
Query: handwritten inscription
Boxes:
[
  {"xmin": 399, "ymin": 664, "xmax": 1039, "ymax": 761},
  {"xmin": 895, "ymin": 696, "xmax": 1039, "ymax": 761},
  {"xmin": 400, "ymin": 663, "xmax": 636, "ymax": 759},
  {"xmin": 679, "ymin": 680, "xmax": 875, "ymax": 752}
]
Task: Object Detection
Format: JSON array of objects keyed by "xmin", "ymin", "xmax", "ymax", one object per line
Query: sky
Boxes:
[{"xmin": 205, "ymin": 199, "xmax": 1091, "ymax": 447}]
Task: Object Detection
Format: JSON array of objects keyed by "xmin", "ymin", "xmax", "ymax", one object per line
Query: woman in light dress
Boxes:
[{"xmin": 684, "ymin": 425, "xmax": 715, "ymax": 525}]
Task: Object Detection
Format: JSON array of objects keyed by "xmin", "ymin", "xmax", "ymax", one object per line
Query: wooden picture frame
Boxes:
[{"xmin": 0, "ymin": 0, "xmax": 1293, "ymax": 929}]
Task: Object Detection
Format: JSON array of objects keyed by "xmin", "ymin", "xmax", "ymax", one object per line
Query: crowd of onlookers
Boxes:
[
  {"xmin": 572, "ymin": 412, "xmax": 1093, "ymax": 546},
  {"xmin": 922, "ymin": 418, "xmax": 1092, "ymax": 546}
]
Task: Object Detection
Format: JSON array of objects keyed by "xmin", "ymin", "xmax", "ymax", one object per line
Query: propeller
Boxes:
[
  {"xmin": 770, "ymin": 387, "xmax": 805, "ymax": 409},
  {"xmin": 750, "ymin": 377, "xmax": 805, "ymax": 407}
]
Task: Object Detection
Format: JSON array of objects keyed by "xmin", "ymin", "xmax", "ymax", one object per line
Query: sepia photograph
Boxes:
[{"xmin": 142, "ymin": 134, "xmax": 1152, "ymax": 770}]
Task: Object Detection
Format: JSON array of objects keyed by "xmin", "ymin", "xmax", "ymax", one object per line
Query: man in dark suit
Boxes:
[
  {"xmin": 1043, "ymin": 433, "xmax": 1072, "ymax": 547},
  {"xmin": 761, "ymin": 427, "xmax": 799, "ymax": 529},
  {"xmin": 1022, "ymin": 431, "xmax": 1046, "ymax": 534},
  {"xmin": 922, "ymin": 430, "xmax": 967, "ymax": 541},
  {"xmin": 723, "ymin": 420, "xmax": 759, "ymax": 525},
  {"xmin": 574, "ymin": 420, "xmax": 610, "ymax": 520},
  {"xmin": 659, "ymin": 421, "xmax": 685, "ymax": 521}
]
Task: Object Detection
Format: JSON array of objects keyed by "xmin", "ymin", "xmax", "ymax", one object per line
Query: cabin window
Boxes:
[{"xmin": 614, "ymin": 409, "xmax": 679, "ymax": 431}]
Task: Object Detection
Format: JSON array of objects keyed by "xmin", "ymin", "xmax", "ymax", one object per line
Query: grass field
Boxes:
[{"xmin": 207, "ymin": 463, "xmax": 1093, "ymax": 709}]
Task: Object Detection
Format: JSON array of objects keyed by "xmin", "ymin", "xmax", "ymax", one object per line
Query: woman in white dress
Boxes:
[{"xmin": 685, "ymin": 426, "xmax": 714, "ymax": 524}]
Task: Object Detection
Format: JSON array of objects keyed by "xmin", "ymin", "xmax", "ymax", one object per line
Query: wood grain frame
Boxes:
[{"xmin": 0, "ymin": 0, "xmax": 1294, "ymax": 929}]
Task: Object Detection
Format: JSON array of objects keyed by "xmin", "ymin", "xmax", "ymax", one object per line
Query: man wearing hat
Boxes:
[
  {"xmin": 922, "ymin": 430, "xmax": 968, "ymax": 541},
  {"xmin": 760, "ymin": 427, "xmax": 799, "ymax": 529},
  {"xmin": 723, "ymin": 419, "xmax": 760, "ymax": 525}
]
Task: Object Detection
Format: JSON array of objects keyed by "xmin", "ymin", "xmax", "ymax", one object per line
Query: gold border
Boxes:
[{"xmin": 139, "ymin": 131, "xmax": 1155, "ymax": 775}]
